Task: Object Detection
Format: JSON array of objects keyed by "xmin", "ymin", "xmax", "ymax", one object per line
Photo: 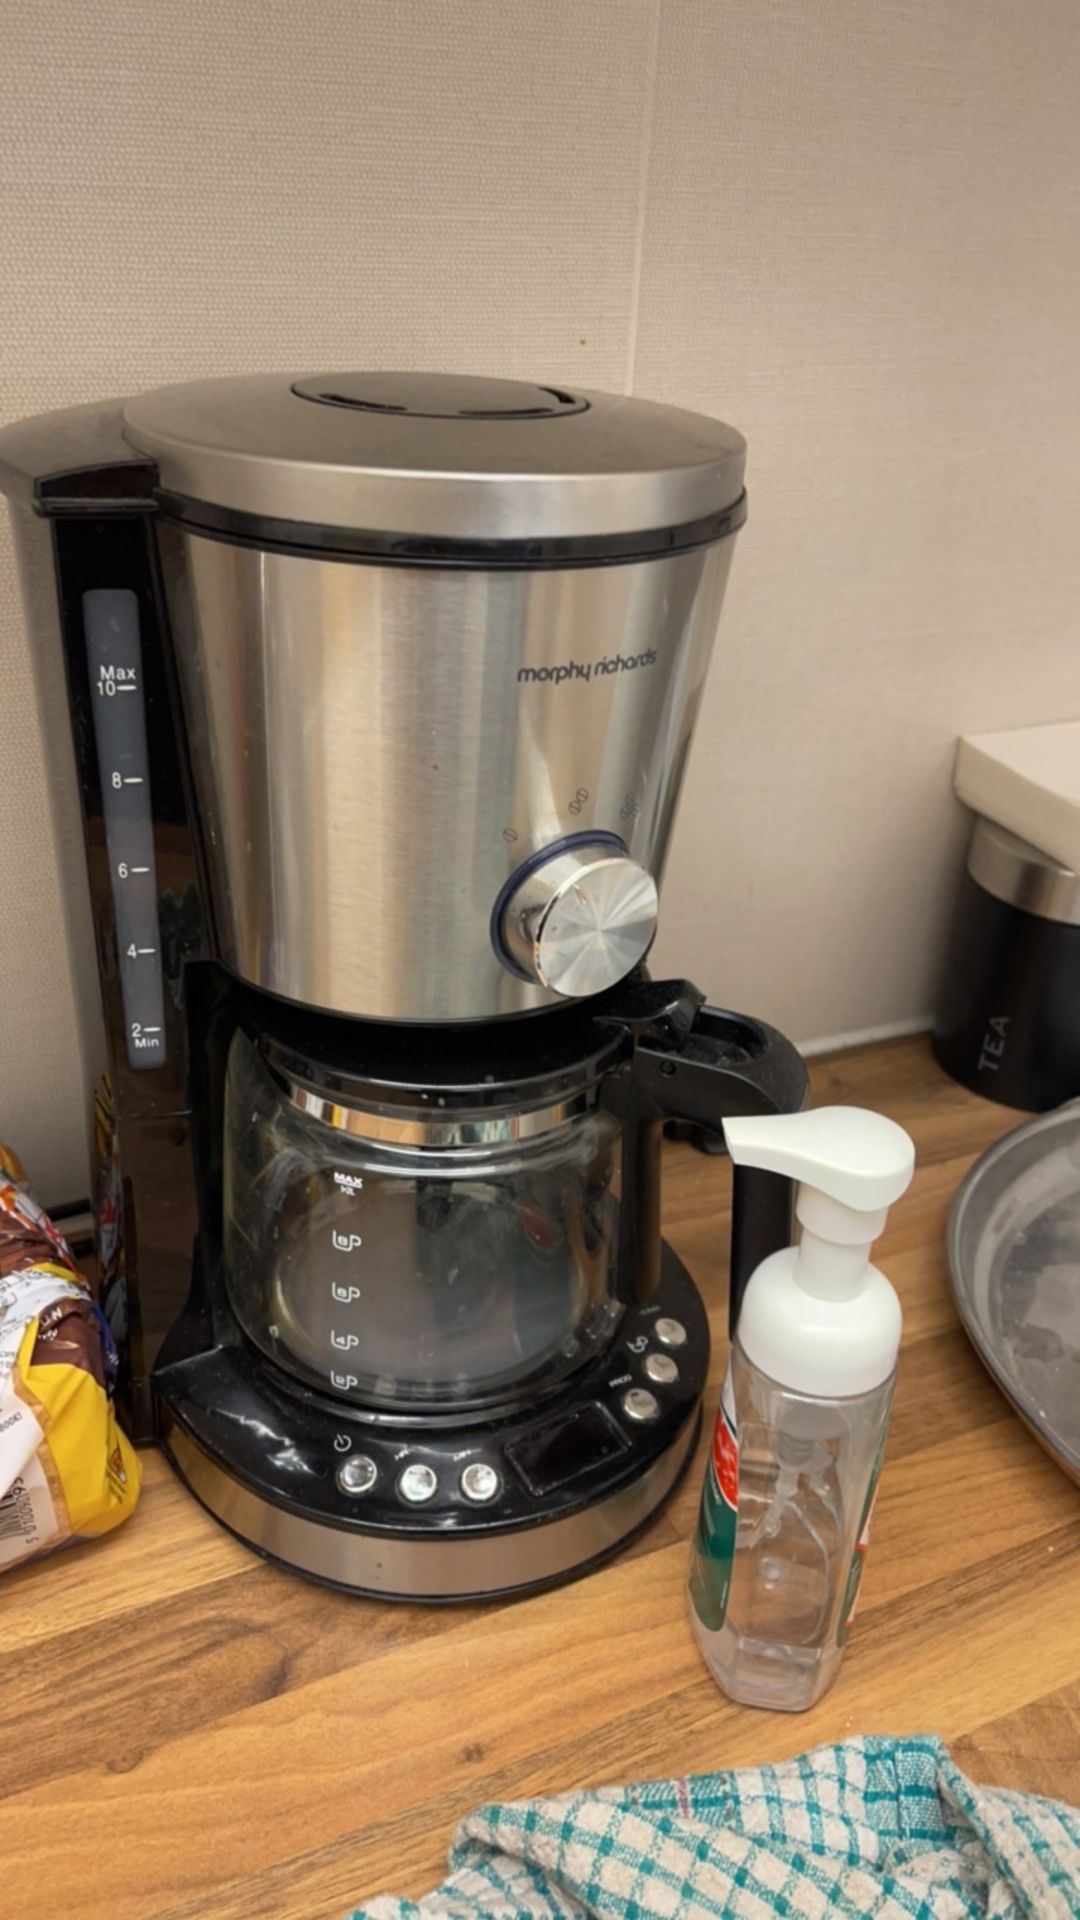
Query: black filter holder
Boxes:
[{"xmin": 933, "ymin": 815, "xmax": 1080, "ymax": 1112}]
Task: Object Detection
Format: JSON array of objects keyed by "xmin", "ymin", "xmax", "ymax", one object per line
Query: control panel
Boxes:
[
  {"xmin": 83, "ymin": 589, "xmax": 166, "ymax": 1071},
  {"xmin": 160, "ymin": 1253, "xmax": 704, "ymax": 1519},
  {"xmin": 322, "ymin": 1309, "xmax": 692, "ymax": 1515}
]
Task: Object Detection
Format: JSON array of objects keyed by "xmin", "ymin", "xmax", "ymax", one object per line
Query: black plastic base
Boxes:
[
  {"xmin": 163, "ymin": 1405, "xmax": 702, "ymax": 1606},
  {"xmin": 153, "ymin": 1243, "xmax": 708, "ymax": 1601}
]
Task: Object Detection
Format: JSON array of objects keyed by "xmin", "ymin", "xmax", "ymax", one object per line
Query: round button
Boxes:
[
  {"xmin": 643, "ymin": 1351, "xmax": 679, "ymax": 1386},
  {"xmin": 621, "ymin": 1386, "xmax": 660, "ymax": 1424},
  {"xmin": 498, "ymin": 842, "xmax": 658, "ymax": 999},
  {"xmin": 397, "ymin": 1462, "xmax": 438, "ymax": 1505},
  {"xmin": 335, "ymin": 1454, "xmax": 378, "ymax": 1496},
  {"xmin": 460, "ymin": 1462, "xmax": 502, "ymax": 1505},
  {"xmin": 654, "ymin": 1316, "xmax": 687, "ymax": 1349}
]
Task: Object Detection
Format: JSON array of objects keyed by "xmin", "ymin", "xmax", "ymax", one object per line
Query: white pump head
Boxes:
[
  {"xmin": 724, "ymin": 1105, "xmax": 915, "ymax": 1251},
  {"xmin": 722, "ymin": 1107, "xmax": 916, "ymax": 1395}
]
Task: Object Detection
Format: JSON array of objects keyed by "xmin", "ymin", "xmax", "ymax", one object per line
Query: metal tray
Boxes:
[{"xmin": 948, "ymin": 1103, "xmax": 1080, "ymax": 1484}]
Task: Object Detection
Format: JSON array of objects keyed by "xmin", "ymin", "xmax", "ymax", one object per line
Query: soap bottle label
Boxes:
[{"xmin": 688, "ymin": 1368, "xmax": 739, "ymax": 1632}]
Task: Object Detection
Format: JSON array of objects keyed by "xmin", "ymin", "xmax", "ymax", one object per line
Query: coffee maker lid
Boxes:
[{"xmin": 122, "ymin": 371, "xmax": 746, "ymax": 558}]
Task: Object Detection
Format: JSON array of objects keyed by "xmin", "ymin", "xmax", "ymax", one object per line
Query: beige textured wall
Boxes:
[{"xmin": 3, "ymin": 0, "xmax": 1080, "ymax": 1200}]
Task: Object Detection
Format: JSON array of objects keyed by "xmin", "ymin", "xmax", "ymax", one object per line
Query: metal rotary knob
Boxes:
[{"xmin": 499, "ymin": 840, "xmax": 658, "ymax": 998}]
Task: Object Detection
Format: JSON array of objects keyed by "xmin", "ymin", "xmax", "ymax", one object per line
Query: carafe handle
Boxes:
[{"xmin": 597, "ymin": 980, "xmax": 808, "ymax": 1333}]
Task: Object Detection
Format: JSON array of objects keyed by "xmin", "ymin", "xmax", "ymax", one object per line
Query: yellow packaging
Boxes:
[{"xmin": 0, "ymin": 1148, "xmax": 140, "ymax": 1571}]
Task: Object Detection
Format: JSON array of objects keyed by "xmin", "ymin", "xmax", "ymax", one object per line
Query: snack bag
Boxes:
[{"xmin": 0, "ymin": 1145, "xmax": 140, "ymax": 1571}]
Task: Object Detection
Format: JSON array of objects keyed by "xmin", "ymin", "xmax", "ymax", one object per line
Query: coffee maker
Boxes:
[{"xmin": 0, "ymin": 372, "xmax": 806, "ymax": 1599}]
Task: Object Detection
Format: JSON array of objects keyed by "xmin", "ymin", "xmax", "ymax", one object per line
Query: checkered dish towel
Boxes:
[{"xmin": 351, "ymin": 1736, "xmax": 1080, "ymax": 1920}]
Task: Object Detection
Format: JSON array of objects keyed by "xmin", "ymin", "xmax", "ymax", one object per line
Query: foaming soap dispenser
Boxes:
[{"xmin": 689, "ymin": 1106, "xmax": 915, "ymax": 1712}]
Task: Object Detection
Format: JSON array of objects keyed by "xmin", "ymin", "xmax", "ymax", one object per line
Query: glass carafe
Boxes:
[{"xmin": 222, "ymin": 1029, "xmax": 623, "ymax": 1410}]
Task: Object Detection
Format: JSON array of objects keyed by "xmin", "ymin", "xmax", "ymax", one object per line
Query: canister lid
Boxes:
[
  {"xmin": 968, "ymin": 815, "xmax": 1080, "ymax": 927},
  {"xmin": 121, "ymin": 370, "xmax": 745, "ymax": 556}
]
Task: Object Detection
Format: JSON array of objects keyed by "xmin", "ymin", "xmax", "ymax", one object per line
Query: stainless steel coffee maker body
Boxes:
[
  {"xmin": 159, "ymin": 531, "xmax": 734, "ymax": 1020},
  {"xmin": 127, "ymin": 371, "xmax": 746, "ymax": 1021}
]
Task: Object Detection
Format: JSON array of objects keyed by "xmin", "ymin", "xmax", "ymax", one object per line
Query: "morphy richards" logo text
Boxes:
[{"xmin": 518, "ymin": 648, "xmax": 657, "ymax": 686}]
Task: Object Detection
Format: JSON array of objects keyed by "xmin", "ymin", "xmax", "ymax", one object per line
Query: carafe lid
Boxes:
[{"xmin": 122, "ymin": 370, "xmax": 746, "ymax": 556}]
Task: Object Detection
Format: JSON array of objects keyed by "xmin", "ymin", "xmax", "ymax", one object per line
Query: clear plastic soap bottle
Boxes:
[{"xmin": 689, "ymin": 1106, "xmax": 915, "ymax": 1712}]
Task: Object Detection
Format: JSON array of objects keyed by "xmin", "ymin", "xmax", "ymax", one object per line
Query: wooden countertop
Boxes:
[{"xmin": 2, "ymin": 1037, "xmax": 1078, "ymax": 1919}]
